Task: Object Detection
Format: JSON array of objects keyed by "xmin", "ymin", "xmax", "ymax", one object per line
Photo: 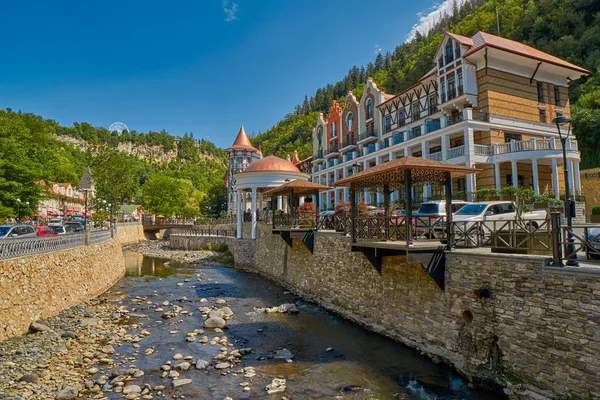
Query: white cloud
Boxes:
[
  {"xmin": 406, "ymin": 0, "xmax": 467, "ymax": 41},
  {"xmin": 222, "ymin": 0, "xmax": 239, "ymax": 22},
  {"xmin": 374, "ymin": 44, "xmax": 382, "ymax": 54}
]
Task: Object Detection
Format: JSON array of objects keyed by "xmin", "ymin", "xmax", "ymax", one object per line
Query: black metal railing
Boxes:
[
  {"xmin": 313, "ymin": 150, "xmax": 324, "ymax": 159},
  {"xmin": 472, "ymin": 111, "xmax": 489, "ymax": 122},
  {"xmin": 457, "ymin": 85, "xmax": 464, "ymax": 96},
  {"xmin": 379, "ymin": 139, "xmax": 390, "ymax": 150},
  {"xmin": 448, "ymin": 89, "xmax": 457, "ymax": 101},
  {"xmin": 441, "ymin": 92, "xmax": 446, "ymax": 103},
  {"xmin": 328, "ymin": 144, "xmax": 339, "ymax": 154},
  {"xmin": 359, "ymin": 128, "xmax": 378, "ymax": 141},
  {"xmin": 342, "ymin": 137, "xmax": 357, "ymax": 148},
  {"xmin": 447, "ymin": 113, "xmax": 464, "ymax": 126}
]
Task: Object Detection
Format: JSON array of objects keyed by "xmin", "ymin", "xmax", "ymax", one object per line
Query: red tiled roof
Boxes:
[
  {"xmin": 226, "ymin": 126, "xmax": 259, "ymax": 152},
  {"xmin": 463, "ymin": 31, "xmax": 590, "ymax": 74}
]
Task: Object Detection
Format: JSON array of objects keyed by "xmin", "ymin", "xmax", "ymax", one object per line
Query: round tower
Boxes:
[{"xmin": 225, "ymin": 126, "xmax": 261, "ymax": 216}]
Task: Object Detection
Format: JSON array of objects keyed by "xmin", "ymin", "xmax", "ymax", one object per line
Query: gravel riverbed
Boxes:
[{"xmin": 123, "ymin": 241, "xmax": 221, "ymax": 264}]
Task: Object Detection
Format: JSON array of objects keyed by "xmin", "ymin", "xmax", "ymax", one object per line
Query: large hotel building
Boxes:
[{"xmin": 311, "ymin": 31, "xmax": 590, "ymax": 209}]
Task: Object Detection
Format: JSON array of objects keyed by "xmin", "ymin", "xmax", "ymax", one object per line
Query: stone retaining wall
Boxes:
[
  {"xmin": 0, "ymin": 239, "xmax": 125, "ymax": 342},
  {"xmin": 116, "ymin": 224, "xmax": 146, "ymax": 246},
  {"xmin": 169, "ymin": 234, "xmax": 255, "ymax": 268},
  {"xmin": 171, "ymin": 224, "xmax": 600, "ymax": 398}
]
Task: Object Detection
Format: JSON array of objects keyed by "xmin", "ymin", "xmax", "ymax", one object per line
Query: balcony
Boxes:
[
  {"xmin": 474, "ymin": 145, "xmax": 490, "ymax": 156},
  {"xmin": 494, "ymin": 138, "xmax": 578, "ymax": 155},
  {"xmin": 447, "ymin": 89, "xmax": 457, "ymax": 101},
  {"xmin": 392, "ymin": 133, "xmax": 404, "ymax": 145},
  {"xmin": 324, "ymin": 144, "xmax": 339, "ymax": 158},
  {"xmin": 457, "ymin": 85, "xmax": 464, "ymax": 96},
  {"xmin": 384, "ymin": 124, "xmax": 393, "ymax": 134},
  {"xmin": 425, "ymin": 119, "xmax": 441, "ymax": 134},
  {"xmin": 427, "ymin": 152, "xmax": 443, "ymax": 161},
  {"xmin": 447, "ymin": 145, "xmax": 465, "ymax": 159},
  {"xmin": 446, "ymin": 113, "xmax": 464, "ymax": 126},
  {"xmin": 379, "ymin": 139, "xmax": 390, "ymax": 150},
  {"xmin": 440, "ymin": 93, "xmax": 446, "ymax": 103},
  {"xmin": 358, "ymin": 128, "xmax": 378, "ymax": 144},
  {"xmin": 313, "ymin": 150, "xmax": 324, "ymax": 160},
  {"xmin": 340, "ymin": 137, "xmax": 357, "ymax": 152},
  {"xmin": 472, "ymin": 111, "xmax": 489, "ymax": 122},
  {"xmin": 408, "ymin": 126, "xmax": 422, "ymax": 140}
]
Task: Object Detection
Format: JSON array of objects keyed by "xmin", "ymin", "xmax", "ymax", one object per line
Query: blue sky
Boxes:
[{"xmin": 0, "ymin": 0, "xmax": 457, "ymax": 148}]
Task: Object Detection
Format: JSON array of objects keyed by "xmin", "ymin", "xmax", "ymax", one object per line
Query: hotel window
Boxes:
[
  {"xmin": 440, "ymin": 77, "xmax": 446, "ymax": 103},
  {"xmin": 429, "ymin": 94, "xmax": 437, "ymax": 115},
  {"xmin": 447, "ymin": 74, "xmax": 456, "ymax": 100},
  {"xmin": 398, "ymin": 109, "xmax": 406, "ymax": 126},
  {"xmin": 411, "ymin": 126, "xmax": 421, "ymax": 139},
  {"xmin": 554, "ymin": 85, "xmax": 561, "ymax": 105},
  {"xmin": 457, "ymin": 69, "xmax": 463, "ymax": 95},
  {"xmin": 366, "ymin": 99, "xmax": 373, "ymax": 120},
  {"xmin": 412, "ymin": 101, "xmax": 420, "ymax": 120},
  {"xmin": 438, "ymin": 55, "xmax": 444, "ymax": 69},
  {"xmin": 445, "ymin": 40, "xmax": 454, "ymax": 64},
  {"xmin": 539, "ymin": 109, "xmax": 546, "ymax": 123},
  {"xmin": 505, "ymin": 134, "xmax": 522, "ymax": 143},
  {"xmin": 385, "ymin": 115, "xmax": 392, "ymax": 133},
  {"xmin": 331, "ymin": 122, "xmax": 336, "ymax": 138},
  {"xmin": 537, "ymin": 82, "xmax": 544, "ymax": 102}
]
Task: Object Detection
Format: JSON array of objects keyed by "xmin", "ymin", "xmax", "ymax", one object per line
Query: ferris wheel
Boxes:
[{"xmin": 109, "ymin": 122, "xmax": 129, "ymax": 134}]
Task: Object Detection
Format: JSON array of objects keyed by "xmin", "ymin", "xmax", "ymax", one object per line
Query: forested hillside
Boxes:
[
  {"xmin": 254, "ymin": 0, "xmax": 600, "ymax": 169},
  {"xmin": 0, "ymin": 109, "xmax": 227, "ymax": 219}
]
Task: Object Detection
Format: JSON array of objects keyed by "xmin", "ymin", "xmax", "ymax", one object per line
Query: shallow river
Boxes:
[{"xmin": 114, "ymin": 251, "xmax": 505, "ymax": 399}]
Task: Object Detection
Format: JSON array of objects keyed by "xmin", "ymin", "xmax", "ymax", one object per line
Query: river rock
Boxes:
[
  {"xmin": 204, "ymin": 317, "xmax": 226, "ymax": 329},
  {"xmin": 173, "ymin": 353, "xmax": 183, "ymax": 360},
  {"xmin": 18, "ymin": 373, "xmax": 38, "ymax": 383},
  {"xmin": 174, "ymin": 362, "xmax": 191, "ymax": 371},
  {"xmin": 277, "ymin": 303, "xmax": 298, "ymax": 313},
  {"xmin": 173, "ymin": 378, "xmax": 192, "ymax": 388},
  {"xmin": 266, "ymin": 378, "xmax": 287, "ymax": 394},
  {"xmin": 195, "ymin": 360, "xmax": 210, "ymax": 370},
  {"xmin": 61, "ymin": 330, "xmax": 78, "ymax": 339},
  {"xmin": 273, "ymin": 348, "xmax": 294, "ymax": 360},
  {"xmin": 215, "ymin": 362, "xmax": 230, "ymax": 369},
  {"xmin": 144, "ymin": 348, "xmax": 154, "ymax": 356},
  {"xmin": 221, "ymin": 307, "xmax": 234, "ymax": 317},
  {"xmin": 216, "ymin": 299, "xmax": 227, "ymax": 304},
  {"xmin": 56, "ymin": 386, "xmax": 79, "ymax": 400},
  {"xmin": 123, "ymin": 385, "xmax": 142, "ymax": 395},
  {"xmin": 30, "ymin": 322, "xmax": 51, "ymax": 332},
  {"xmin": 208, "ymin": 310, "xmax": 223, "ymax": 318}
]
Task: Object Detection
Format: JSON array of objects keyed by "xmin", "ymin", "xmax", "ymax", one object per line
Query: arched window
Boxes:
[
  {"xmin": 317, "ymin": 126, "xmax": 323, "ymax": 147},
  {"xmin": 366, "ymin": 99, "xmax": 373, "ymax": 120},
  {"xmin": 346, "ymin": 112, "xmax": 354, "ymax": 129}
]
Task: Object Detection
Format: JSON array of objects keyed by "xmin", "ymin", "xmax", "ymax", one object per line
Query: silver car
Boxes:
[{"xmin": 0, "ymin": 224, "xmax": 37, "ymax": 239}]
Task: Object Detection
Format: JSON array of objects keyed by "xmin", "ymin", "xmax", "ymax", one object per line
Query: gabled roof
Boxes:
[
  {"xmin": 78, "ymin": 167, "xmax": 95, "ymax": 191},
  {"xmin": 463, "ymin": 31, "xmax": 590, "ymax": 75},
  {"xmin": 446, "ymin": 32, "xmax": 474, "ymax": 47},
  {"xmin": 226, "ymin": 126, "xmax": 259, "ymax": 152}
]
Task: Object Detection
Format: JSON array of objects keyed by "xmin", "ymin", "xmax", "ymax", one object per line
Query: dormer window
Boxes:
[
  {"xmin": 317, "ymin": 126, "xmax": 323, "ymax": 147},
  {"xmin": 366, "ymin": 99, "xmax": 373, "ymax": 120},
  {"xmin": 445, "ymin": 40, "xmax": 454, "ymax": 64},
  {"xmin": 438, "ymin": 55, "xmax": 444, "ymax": 69}
]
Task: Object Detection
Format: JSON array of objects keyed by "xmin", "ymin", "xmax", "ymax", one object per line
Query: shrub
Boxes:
[
  {"xmin": 592, "ymin": 206, "xmax": 600, "ymax": 215},
  {"xmin": 500, "ymin": 186, "xmax": 517, "ymax": 196},
  {"xmin": 213, "ymin": 243, "xmax": 229, "ymax": 252},
  {"xmin": 298, "ymin": 201, "xmax": 316, "ymax": 213},
  {"xmin": 476, "ymin": 188, "xmax": 499, "ymax": 200},
  {"xmin": 204, "ymin": 242, "xmax": 212, "ymax": 251},
  {"xmin": 548, "ymin": 198, "xmax": 564, "ymax": 207},
  {"xmin": 334, "ymin": 201, "xmax": 350, "ymax": 214},
  {"xmin": 357, "ymin": 201, "xmax": 369, "ymax": 216}
]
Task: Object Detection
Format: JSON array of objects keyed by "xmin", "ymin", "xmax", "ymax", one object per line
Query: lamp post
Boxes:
[
  {"xmin": 552, "ymin": 115, "xmax": 578, "ymax": 267},
  {"xmin": 78, "ymin": 167, "xmax": 95, "ymax": 232},
  {"xmin": 16, "ymin": 198, "xmax": 21, "ymax": 222},
  {"xmin": 26, "ymin": 201, "xmax": 29, "ymax": 222}
]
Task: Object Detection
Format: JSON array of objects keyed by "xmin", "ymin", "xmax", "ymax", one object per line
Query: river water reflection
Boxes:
[{"xmin": 117, "ymin": 251, "xmax": 505, "ymax": 399}]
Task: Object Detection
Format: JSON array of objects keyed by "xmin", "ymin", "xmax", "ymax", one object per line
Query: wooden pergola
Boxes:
[{"xmin": 333, "ymin": 156, "xmax": 479, "ymax": 249}]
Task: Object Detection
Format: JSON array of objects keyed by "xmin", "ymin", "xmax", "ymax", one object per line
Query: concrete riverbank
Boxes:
[{"xmin": 171, "ymin": 224, "xmax": 600, "ymax": 399}]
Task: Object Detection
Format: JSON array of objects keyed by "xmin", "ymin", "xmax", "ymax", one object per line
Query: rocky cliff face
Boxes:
[{"xmin": 56, "ymin": 135, "xmax": 220, "ymax": 165}]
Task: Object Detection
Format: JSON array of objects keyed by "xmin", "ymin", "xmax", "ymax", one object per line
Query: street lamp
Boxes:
[
  {"xmin": 16, "ymin": 198, "xmax": 21, "ymax": 222},
  {"xmin": 78, "ymin": 167, "xmax": 95, "ymax": 232},
  {"xmin": 552, "ymin": 115, "xmax": 578, "ymax": 267},
  {"xmin": 26, "ymin": 201, "xmax": 29, "ymax": 221}
]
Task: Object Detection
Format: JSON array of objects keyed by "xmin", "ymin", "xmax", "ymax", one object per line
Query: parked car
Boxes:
[
  {"xmin": 49, "ymin": 218, "xmax": 63, "ymax": 225},
  {"xmin": 440, "ymin": 201, "xmax": 548, "ymax": 240},
  {"xmin": 65, "ymin": 221, "xmax": 84, "ymax": 232},
  {"xmin": 414, "ymin": 200, "xmax": 470, "ymax": 237},
  {"xmin": 36, "ymin": 226, "xmax": 58, "ymax": 236},
  {"xmin": 48, "ymin": 225, "xmax": 72, "ymax": 235},
  {"xmin": 587, "ymin": 227, "xmax": 600, "ymax": 259},
  {"xmin": 0, "ymin": 224, "xmax": 38, "ymax": 239}
]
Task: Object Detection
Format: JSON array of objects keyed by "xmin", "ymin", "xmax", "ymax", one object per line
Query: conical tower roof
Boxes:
[
  {"xmin": 292, "ymin": 150, "xmax": 301, "ymax": 165},
  {"xmin": 226, "ymin": 126, "xmax": 258, "ymax": 152}
]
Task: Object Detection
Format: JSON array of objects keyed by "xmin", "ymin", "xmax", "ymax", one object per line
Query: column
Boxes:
[
  {"xmin": 532, "ymin": 160, "xmax": 539, "ymax": 195},
  {"xmin": 552, "ymin": 159, "xmax": 560, "ymax": 199},
  {"xmin": 421, "ymin": 141, "xmax": 430, "ymax": 200},
  {"xmin": 574, "ymin": 161, "xmax": 581, "ymax": 196},
  {"xmin": 464, "ymin": 127, "xmax": 476, "ymax": 201},
  {"xmin": 299, "ymin": 196, "xmax": 305, "ymax": 207},
  {"xmin": 277, "ymin": 195, "xmax": 283, "ymax": 211},
  {"xmin": 511, "ymin": 161, "xmax": 518, "ymax": 188},
  {"xmin": 569, "ymin": 160, "xmax": 575, "ymax": 196},
  {"xmin": 344, "ymin": 188, "xmax": 349, "ymax": 203},
  {"xmin": 236, "ymin": 190, "xmax": 243, "ymax": 239},
  {"xmin": 376, "ymin": 157, "xmax": 383, "ymax": 205},
  {"xmin": 251, "ymin": 187, "xmax": 257, "ymax": 240},
  {"xmin": 494, "ymin": 163, "xmax": 501, "ymax": 189},
  {"xmin": 441, "ymin": 135, "xmax": 449, "ymax": 161}
]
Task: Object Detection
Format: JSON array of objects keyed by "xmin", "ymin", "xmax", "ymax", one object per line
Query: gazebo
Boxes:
[
  {"xmin": 333, "ymin": 156, "xmax": 479, "ymax": 288},
  {"xmin": 233, "ymin": 156, "xmax": 309, "ymax": 239}
]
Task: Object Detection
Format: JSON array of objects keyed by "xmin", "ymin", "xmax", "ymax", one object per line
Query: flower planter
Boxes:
[
  {"xmin": 591, "ymin": 214, "xmax": 600, "ymax": 223},
  {"xmin": 501, "ymin": 195, "xmax": 516, "ymax": 201},
  {"xmin": 533, "ymin": 202, "xmax": 548, "ymax": 210}
]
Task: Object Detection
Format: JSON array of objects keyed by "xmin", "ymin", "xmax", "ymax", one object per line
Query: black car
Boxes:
[{"xmin": 65, "ymin": 221, "xmax": 84, "ymax": 232}]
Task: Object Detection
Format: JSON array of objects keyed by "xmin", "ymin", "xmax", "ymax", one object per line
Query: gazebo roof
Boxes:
[
  {"xmin": 332, "ymin": 156, "xmax": 479, "ymax": 189},
  {"xmin": 263, "ymin": 180, "xmax": 331, "ymax": 197}
]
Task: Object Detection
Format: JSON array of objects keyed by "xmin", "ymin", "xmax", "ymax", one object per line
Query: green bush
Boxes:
[
  {"xmin": 592, "ymin": 206, "xmax": 600, "ymax": 215},
  {"xmin": 500, "ymin": 186, "xmax": 517, "ymax": 196},
  {"xmin": 204, "ymin": 242, "xmax": 212, "ymax": 251},
  {"xmin": 213, "ymin": 243, "xmax": 229, "ymax": 252},
  {"xmin": 548, "ymin": 198, "xmax": 564, "ymax": 208},
  {"xmin": 476, "ymin": 188, "xmax": 499, "ymax": 200}
]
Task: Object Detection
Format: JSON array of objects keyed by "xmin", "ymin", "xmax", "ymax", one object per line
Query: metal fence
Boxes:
[
  {"xmin": 0, "ymin": 229, "xmax": 115, "ymax": 261},
  {"xmin": 171, "ymin": 228, "xmax": 236, "ymax": 238}
]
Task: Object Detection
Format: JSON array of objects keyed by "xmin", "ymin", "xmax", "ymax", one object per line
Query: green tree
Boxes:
[{"xmin": 141, "ymin": 174, "xmax": 185, "ymax": 216}]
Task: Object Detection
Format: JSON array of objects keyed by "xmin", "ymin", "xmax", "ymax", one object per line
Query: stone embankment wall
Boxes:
[
  {"xmin": 171, "ymin": 224, "xmax": 600, "ymax": 398},
  {"xmin": 0, "ymin": 239, "xmax": 125, "ymax": 342},
  {"xmin": 116, "ymin": 224, "xmax": 146, "ymax": 246},
  {"xmin": 170, "ymin": 234, "xmax": 255, "ymax": 268}
]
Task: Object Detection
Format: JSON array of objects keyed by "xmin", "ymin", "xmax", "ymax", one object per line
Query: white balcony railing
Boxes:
[
  {"xmin": 494, "ymin": 138, "xmax": 578, "ymax": 155},
  {"xmin": 427, "ymin": 152, "xmax": 443, "ymax": 161},
  {"xmin": 474, "ymin": 145, "xmax": 490, "ymax": 156},
  {"xmin": 447, "ymin": 145, "xmax": 465, "ymax": 159}
]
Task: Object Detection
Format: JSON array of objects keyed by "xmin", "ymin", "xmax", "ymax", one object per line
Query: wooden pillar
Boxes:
[
  {"xmin": 271, "ymin": 192, "xmax": 277, "ymax": 228},
  {"xmin": 404, "ymin": 170, "xmax": 413, "ymax": 247},
  {"xmin": 445, "ymin": 171, "xmax": 453, "ymax": 251},
  {"xmin": 383, "ymin": 184, "xmax": 390, "ymax": 241},
  {"xmin": 350, "ymin": 186, "xmax": 356, "ymax": 243},
  {"xmin": 290, "ymin": 189, "xmax": 295, "ymax": 227},
  {"xmin": 314, "ymin": 191, "xmax": 320, "ymax": 228}
]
